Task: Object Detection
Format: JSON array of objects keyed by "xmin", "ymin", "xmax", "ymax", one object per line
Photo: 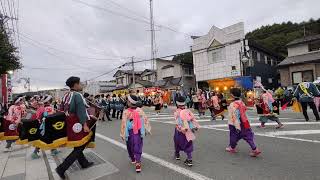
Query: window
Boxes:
[
  {"xmin": 267, "ymin": 57, "xmax": 272, "ymax": 65},
  {"xmin": 183, "ymin": 67, "xmax": 193, "ymax": 75},
  {"xmin": 252, "ymin": 51, "xmax": 258, "ymax": 61},
  {"xmin": 209, "ymin": 48, "xmax": 225, "ymax": 63},
  {"xmin": 231, "ymin": 66, "xmax": 236, "ymax": 70},
  {"xmin": 117, "ymin": 78, "xmax": 123, "ymax": 84},
  {"xmin": 292, "ymin": 70, "xmax": 314, "ymax": 84},
  {"xmin": 309, "ymin": 40, "xmax": 320, "ymax": 52},
  {"xmin": 260, "ymin": 53, "xmax": 265, "ymax": 63},
  {"xmin": 162, "ymin": 67, "xmax": 174, "ymax": 78},
  {"xmin": 147, "ymin": 75, "xmax": 151, "ymax": 81}
]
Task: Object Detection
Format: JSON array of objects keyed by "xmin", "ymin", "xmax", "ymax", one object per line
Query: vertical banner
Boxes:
[
  {"xmin": 1, "ymin": 74, "xmax": 8, "ymax": 105},
  {"xmin": 7, "ymin": 74, "xmax": 12, "ymax": 102}
]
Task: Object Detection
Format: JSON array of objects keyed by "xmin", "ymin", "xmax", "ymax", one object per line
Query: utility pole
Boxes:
[
  {"xmin": 131, "ymin": 57, "xmax": 135, "ymax": 92},
  {"xmin": 149, "ymin": 0, "xmax": 156, "ymax": 70},
  {"xmin": 27, "ymin": 78, "xmax": 31, "ymax": 92}
]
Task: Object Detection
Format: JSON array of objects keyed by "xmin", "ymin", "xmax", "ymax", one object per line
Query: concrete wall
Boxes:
[{"xmin": 288, "ymin": 44, "xmax": 309, "ymax": 57}]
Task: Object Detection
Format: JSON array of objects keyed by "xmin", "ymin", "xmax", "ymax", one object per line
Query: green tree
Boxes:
[
  {"xmin": 246, "ymin": 18, "xmax": 320, "ymax": 58},
  {"xmin": 0, "ymin": 20, "xmax": 21, "ymax": 74},
  {"xmin": 172, "ymin": 52, "xmax": 193, "ymax": 64}
]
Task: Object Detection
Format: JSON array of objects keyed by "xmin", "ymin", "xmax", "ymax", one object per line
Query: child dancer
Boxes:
[
  {"xmin": 120, "ymin": 94, "xmax": 151, "ymax": 173},
  {"xmin": 226, "ymin": 88, "xmax": 261, "ymax": 157},
  {"xmin": 257, "ymin": 90, "xmax": 284, "ymax": 129},
  {"xmin": 174, "ymin": 96, "xmax": 200, "ymax": 167}
]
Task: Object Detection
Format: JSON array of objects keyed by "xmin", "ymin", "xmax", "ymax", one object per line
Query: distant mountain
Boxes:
[{"xmin": 246, "ymin": 18, "xmax": 320, "ymax": 58}]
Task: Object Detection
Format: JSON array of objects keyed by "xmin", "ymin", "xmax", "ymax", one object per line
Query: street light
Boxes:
[
  {"xmin": 7, "ymin": 70, "xmax": 13, "ymax": 75},
  {"xmin": 241, "ymin": 56, "xmax": 249, "ymax": 64}
]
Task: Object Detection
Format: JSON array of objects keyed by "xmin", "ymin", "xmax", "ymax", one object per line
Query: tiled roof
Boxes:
[
  {"xmin": 287, "ymin": 34, "xmax": 320, "ymax": 47},
  {"xmin": 278, "ymin": 51, "xmax": 320, "ymax": 66}
]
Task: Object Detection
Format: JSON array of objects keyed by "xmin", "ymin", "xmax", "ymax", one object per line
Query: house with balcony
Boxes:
[
  {"xmin": 84, "ymin": 80, "xmax": 116, "ymax": 95},
  {"xmin": 191, "ymin": 22, "xmax": 282, "ymax": 91},
  {"xmin": 278, "ymin": 34, "xmax": 320, "ymax": 86},
  {"xmin": 155, "ymin": 55, "xmax": 196, "ymax": 94},
  {"xmin": 113, "ymin": 70, "xmax": 143, "ymax": 88},
  {"xmin": 140, "ymin": 69, "xmax": 156, "ymax": 82}
]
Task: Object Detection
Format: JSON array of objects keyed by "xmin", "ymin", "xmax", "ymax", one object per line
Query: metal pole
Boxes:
[
  {"xmin": 239, "ymin": 51, "xmax": 243, "ymax": 77},
  {"xmin": 27, "ymin": 78, "xmax": 31, "ymax": 92},
  {"xmin": 132, "ymin": 57, "xmax": 135, "ymax": 92},
  {"xmin": 149, "ymin": 0, "xmax": 155, "ymax": 70}
]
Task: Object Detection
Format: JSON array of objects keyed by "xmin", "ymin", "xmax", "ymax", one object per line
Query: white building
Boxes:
[
  {"xmin": 192, "ymin": 22, "xmax": 244, "ymax": 84},
  {"xmin": 84, "ymin": 81, "xmax": 116, "ymax": 95},
  {"xmin": 191, "ymin": 22, "xmax": 281, "ymax": 90}
]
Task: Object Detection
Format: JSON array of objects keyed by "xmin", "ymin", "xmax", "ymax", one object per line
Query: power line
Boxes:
[
  {"xmin": 19, "ymin": 32, "xmax": 131, "ymax": 61},
  {"xmin": 72, "ymin": 0, "xmax": 150, "ymax": 25},
  {"xmin": 72, "ymin": 0, "xmax": 192, "ymax": 37},
  {"xmin": 6, "ymin": 0, "xmax": 16, "ymax": 44},
  {"xmin": 23, "ymin": 66, "xmax": 91, "ymax": 71},
  {"xmin": 104, "ymin": 0, "xmax": 149, "ymax": 21},
  {"xmin": 86, "ymin": 66, "xmax": 121, "ymax": 81},
  {"xmin": 0, "ymin": 0, "xmax": 10, "ymax": 31},
  {"xmin": 20, "ymin": 36, "xmax": 101, "ymax": 72}
]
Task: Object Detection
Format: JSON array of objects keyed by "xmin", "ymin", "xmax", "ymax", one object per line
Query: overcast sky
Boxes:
[{"xmin": 10, "ymin": 0, "xmax": 320, "ymax": 93}]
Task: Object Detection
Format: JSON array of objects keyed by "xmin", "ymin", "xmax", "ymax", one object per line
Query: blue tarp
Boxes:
[{"xmin": 234, "ymin": 76, "xmax": 253, "ymax": 89}]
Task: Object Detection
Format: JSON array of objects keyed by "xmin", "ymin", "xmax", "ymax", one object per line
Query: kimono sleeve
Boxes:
[
  {"xmin": 74, "ymin": 93, "xmax": 90, "ymax": 124},
  {"xmin": 120, "ymin": 110, "xmax": 128, "ymax": 139},
  {"xmin": 140, "ymin": 109, "xmax": 151, "ymax": 134}
]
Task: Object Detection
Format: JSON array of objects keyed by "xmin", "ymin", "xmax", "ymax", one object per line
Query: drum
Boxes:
[
  {"xmin": 2, "ymin": 119, "xmax": 19, "ymax": 141},
  {"xmin": 0, "ymin": 116, "xmax": 4, "ymax": 140},
  {"xmin": 17, "ymin": 119, "xmax": 40, "ymax": 144},
  {"xmin": 65, "ymin": 114, "xmax": 96, "ymax": 148},
  {"xmin": 32, "ymin": 112, "xmax": 67, "ymax": 150}
]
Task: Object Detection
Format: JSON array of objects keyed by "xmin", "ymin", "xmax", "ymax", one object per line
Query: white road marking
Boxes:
[
  {"xmin": 202, "ymin": 121, "xmax": 320, "ymax": 128},
  {"xmin": 263, "ymin": 130, "xmax": 320, "ymax": 136},
  {"xmin": 147, "ymin": 114, "xmax": 305, "ymax": 122},
  {"xmin": 96, "ymin": 133, "xmax": 214, "ymax": 180},
  {"xmin": 200, "ymin": 125, "xmax": 320, "ymax": 144},
  {"xmin": 150, "ymin": 119, "xmax": 317, "ymax": 126},
  {"xmin": 148, "ymin": 119, "xmax": 320, "ymax": 144}
]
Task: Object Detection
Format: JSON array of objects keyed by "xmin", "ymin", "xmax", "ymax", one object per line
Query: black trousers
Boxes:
[
  {"xmin": 116, "ymin": 110, "xmax": 123, "ymax": 119},
  {"xmin": 57, "ymin": 142, "xmax": 90, "ymax": 173},
  {"xmin": 300, "ymin": 101, "xmax": 320, "ymax": 121},
  {"xmin": 111, "ymin": 109, "xmax": 116, "ymax": 118},
  {"xmin": 105, "ymin": 109, "xmax": 111, "ymax": 121}
]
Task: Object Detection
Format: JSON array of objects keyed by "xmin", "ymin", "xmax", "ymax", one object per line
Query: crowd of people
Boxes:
[{"xmin": 1, "ymin": 75, "xmax": 320, "ymax": 178}]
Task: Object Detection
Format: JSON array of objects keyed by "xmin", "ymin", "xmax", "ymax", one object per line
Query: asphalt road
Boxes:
[{"xmin": 92, "ymin": 107, "xmax": 320, "ymax": 180}]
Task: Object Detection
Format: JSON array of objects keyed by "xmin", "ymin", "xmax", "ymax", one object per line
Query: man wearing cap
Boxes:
[{"xmin": 55, "ymin": 76, "xmax": 94, "ymax": 179}]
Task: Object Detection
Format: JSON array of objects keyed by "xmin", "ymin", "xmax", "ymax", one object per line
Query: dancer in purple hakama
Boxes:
[
  {"xmin": 173, "ymin": 96, "xmax": 200, "ymax": 167},
  {"xmin": 226, "ymin": 88, "xmax": 261, "ymax": 157},
  {"xmin": 120, "ymin": 94, "xmax": 151, "ymax": 173}
]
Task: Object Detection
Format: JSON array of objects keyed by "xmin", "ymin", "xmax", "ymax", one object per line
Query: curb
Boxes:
[{"xmin": 42, "ymin": 150, "xmax": 55, "ymax": 180}]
